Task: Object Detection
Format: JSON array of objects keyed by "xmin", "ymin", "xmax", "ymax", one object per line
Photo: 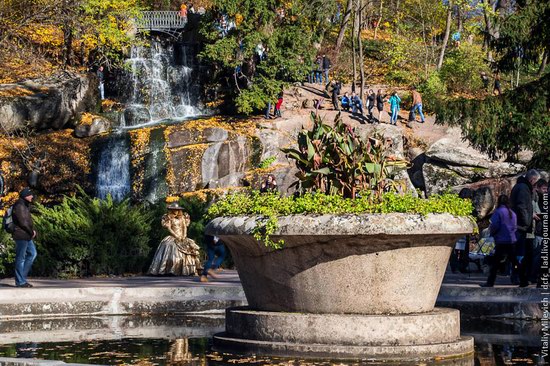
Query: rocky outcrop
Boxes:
[
  {"xmin": 451, "ymin": 177, "xmax": 517, "ymax": 219},
  {"xmin": 421, "ymin": 133, "xmax": 525, "ymax": 196},
  {"xmin": 74, "ymin": 116, "xmax": 111, "ymax": 137},
  {"xmin": 0, "ymin": 72, "xmax": 97, "ymax": 132}
]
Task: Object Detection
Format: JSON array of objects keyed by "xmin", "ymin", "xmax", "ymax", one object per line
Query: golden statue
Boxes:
[{"xmin": 148, "ymin": 203, "xmax": 202, "ymax": 276}]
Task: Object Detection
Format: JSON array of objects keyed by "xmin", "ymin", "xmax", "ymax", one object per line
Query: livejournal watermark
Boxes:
[{"xmin": 542, "ymin": 192, "xmax": 549, "ymax": 359}]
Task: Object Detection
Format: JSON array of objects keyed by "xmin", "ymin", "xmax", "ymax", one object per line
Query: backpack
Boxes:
[{"xmin": 2, "ymin": 206, "xmax": 15, "ymax": 234}]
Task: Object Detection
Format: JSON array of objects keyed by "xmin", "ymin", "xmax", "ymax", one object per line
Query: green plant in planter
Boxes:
[
  {"xmin": 208, "ymin": 113, "xmax": 473, "ymax": 248},
  {"xmin": 207, "ymin": 191, "xmax": 474, "ymax": 249},
  {"xmin": 281, "ymin": 113, "xmax": 410, "ymax": 198}
]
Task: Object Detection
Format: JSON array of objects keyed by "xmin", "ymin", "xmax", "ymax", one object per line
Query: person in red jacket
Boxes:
[
  {"xmin": 12, "ymin": 188, "xmax": 37, "ymax": 288},
  {"xmin": 274, "ymin": 90, "xmax": 283, "ymax": 118}
]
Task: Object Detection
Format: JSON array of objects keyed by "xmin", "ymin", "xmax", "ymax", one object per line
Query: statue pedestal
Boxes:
[{"xmin": 214, "ymin": 307, "xmax": 473, "ymax": 360}]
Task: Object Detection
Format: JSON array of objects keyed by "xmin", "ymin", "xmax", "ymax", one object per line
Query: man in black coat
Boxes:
[
  {"xmin": 510, "ymin": 169, "xmax": 541, "ymax": 287},
  {"xmin": 12, "ymin": 188, "xmax": 37, "ymax": 288},
  {"xmin": 322, "ymin": 54, "xmax": 331, "ymax": 87}
]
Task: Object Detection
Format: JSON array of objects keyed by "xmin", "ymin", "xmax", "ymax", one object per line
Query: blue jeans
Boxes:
[
  {"xmin": 323, "ymin": 69, "xmax": 330, "ymax": 85},
  {"xmin": 202, "ymin": 244, "xmax": 226, "ymax": 276},
  {"xmin": 352, "ymin": 101, "xmax": 363, "ymax": 114},
  {"xmin": 316, "ymin": 71, "xmax": 323, "ymax": 84},
  {"xmin": 411, "ymin": 103, "xmax": 425, "ymax": 122},
  {"xmin": 15, "ymin": 240, "xmax": 37, "ymax": 286},
  {"xmin": 98, "ymin": 82, "xmax": 105, "ymax": 100},
  {"xmin": 390, "ymin": 106, "xmax": 398, "ymax": 124}
]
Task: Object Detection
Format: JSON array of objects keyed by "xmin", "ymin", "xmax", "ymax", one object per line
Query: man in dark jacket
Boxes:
[
  {"xmin": 510, "ymin": 169, "xmax": 540, "ymax": 287},
  {"xmin": 12, "ymin": 188, "xmax": 37, "ymax": 288},
  {"xmin": 331, "ymin": 81, "xmax": 342, "ymax": 111},
  {"xmin": 322, "ymin": 54, "xmax": 331, "ymax": 87}
]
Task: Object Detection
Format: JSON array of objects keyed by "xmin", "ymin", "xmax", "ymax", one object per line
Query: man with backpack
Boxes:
[{"xmin": 10, "ymin": 188, "xmax": 37, "ymax": 288}]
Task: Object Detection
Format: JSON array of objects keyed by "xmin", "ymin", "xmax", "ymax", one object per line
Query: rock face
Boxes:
[
  {"xmin": 74, "ymin": 116, "xmax": 111, "ymax": 137},
  {"xmin": 422, "ymin": 133, "xmax": 525, "ymax": 196},
  {"xmin": 452, "ymin": 177, "xmax": 518, "ymax": 219},
  {"xmin": 0, "ymin": 72, "xmax": 96, "ymax": 132}
]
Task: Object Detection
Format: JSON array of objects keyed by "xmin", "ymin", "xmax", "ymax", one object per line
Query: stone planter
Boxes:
[{"xmin": 205, "ymin": 213, "xmax": 475, "ymax": 360}]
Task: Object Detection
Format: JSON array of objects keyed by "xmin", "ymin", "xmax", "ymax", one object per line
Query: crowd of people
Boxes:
[
  {"xmin": 303, "ymin": 54, "xmax": 428, "ymax": 125},
  {"xmin": 450, "ymin": 169, "xmax": 548, "ymax": 288},
  {"xmin": 474, "ymin": 169, "xmax": 547, "ymax": 287}
]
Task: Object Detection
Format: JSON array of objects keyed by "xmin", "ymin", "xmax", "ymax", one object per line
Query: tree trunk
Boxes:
[
  {"xmin": 335, "ymin": 0, "xmax": 354, "ymax": 54},
  {"xmin": 358, "ymin": 0, "xmax": 365, "ymax": 99},
  {"xmin": 373, "ymin": 0, "xmax": 383, "ymax": 40},
  {"xmin": 352, "ymin": 0, "xmax": 357, "ymax": 93},
  {"xmin": 437, "ymin": 1, "xmax": 452, "ymax": 70},
  {"xmin": 456, "ymin": 4, "xmax": 463, "ymax": 33},
  {"xmin": 395, "ymin": 0, "xmax": 401, "ymax": 35},
  {"xmin": 537, "ymin": 50, "xmax": 548, "ymax": 76}
]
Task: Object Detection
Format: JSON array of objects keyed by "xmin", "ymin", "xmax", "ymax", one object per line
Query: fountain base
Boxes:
[{"xmin": 213, "ymin": 307, "xmax": 474, "ymax": 361}]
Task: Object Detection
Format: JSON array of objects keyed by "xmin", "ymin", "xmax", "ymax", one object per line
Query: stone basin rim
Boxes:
[{"xmin": 206, "ymin": 213, "xmax": 474, "ymax": 236}]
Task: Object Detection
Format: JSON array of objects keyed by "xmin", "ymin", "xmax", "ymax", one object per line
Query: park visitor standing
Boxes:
[
  {"xmin": 388, "ymin": 91, "xmax": 401, "ymax": 125},
  {"xmin": 481, "ymin": 195, "xmax": 518, "ymax": 287},
  {"xmin": 322, "ymin": 54, "xmax": 331, "ymax": 86},
  {"xmin": 351, "ymin": 91, "xmax": 363, "ymax": 115},
  {"xmin": 493, "ymin": 73, "xmax": 502, "ymax": 95},
  {"xmin": 331, "ymin": 81, "xmax": 342, "ymax": 111},
  {"xmin": 12, "ymin": 188, "xmax": 37, "ymax": 288},
  {"xmin": 510, "ymin": 169, "xmax": 540, "ymax": 287},
  {"xmin": 97, "ymin": 66, "xmax": 105, "ymax": 100},
  {"xmin": 376, "ymin": 90, "xmax": 386, "ymax": 123},
  {"xmin": 367, "ymin": 89, "xmax": 376, "ymax": 121},
  {"xmin": 410, "ymin": 87, "xmax": 425, "ymax": 123}
]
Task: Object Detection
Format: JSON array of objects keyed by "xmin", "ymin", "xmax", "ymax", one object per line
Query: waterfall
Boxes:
[
  {"xmin": 122, "ymin": 39, "xmax": 202, "ymax": 128},
  {"xmin": 94, "ymin": 38, "xmax": 203, "ymax": 202},
  {"xmin": 96, "ymin": 134, "xmax": 131, "ymax": 202}
]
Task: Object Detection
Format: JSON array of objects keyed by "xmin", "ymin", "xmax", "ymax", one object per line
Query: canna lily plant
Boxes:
[{"xmin": 281, "ymin": 112, "xmax": 411, "ymax": 198}]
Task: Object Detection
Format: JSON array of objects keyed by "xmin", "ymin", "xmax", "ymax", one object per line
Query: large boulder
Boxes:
[
  {"xmin": 422, "ymin": 163, "xmax": 470, "ymax": 196},
  {"xmin": 256, "ymin": 128, "xmax": 294, "ymax": 164},
  {"xmin": 0, "ymin": 72, "xmax": 96, "ymax": 132},
  {"xmin": 74, "ymin": 116, "xmax": 111, "ymax": 138},
  {"xmin": 451, "ymin": 177, "xmax": 517, "ymax": 219},
  {"xmin": 123, "ymin": 105, "xmax": 151, "ymax": 128},
  {"xmin": 422, "ymin": 133, "xmax": 525, "ymax": 196}
]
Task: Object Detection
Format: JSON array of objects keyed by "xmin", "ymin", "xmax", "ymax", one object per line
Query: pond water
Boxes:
[{"xmin": 0, "ymin": 315, "xmax": 545, "ymax": 366}]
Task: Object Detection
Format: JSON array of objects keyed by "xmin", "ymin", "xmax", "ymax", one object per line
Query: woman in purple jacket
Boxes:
[{"xmin": 481, "ymin": 195, "xmax": 518, "ymax": 287}]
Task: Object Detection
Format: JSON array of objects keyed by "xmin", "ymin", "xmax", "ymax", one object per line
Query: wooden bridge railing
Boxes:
[{"xmin": 136, "ymin": 11, "xmax": 188, "ymax": 32}]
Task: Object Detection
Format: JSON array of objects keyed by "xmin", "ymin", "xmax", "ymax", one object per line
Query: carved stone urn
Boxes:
[{"xmin": 205, "ymin": 213, "xmax": 474, "ymax": 361}]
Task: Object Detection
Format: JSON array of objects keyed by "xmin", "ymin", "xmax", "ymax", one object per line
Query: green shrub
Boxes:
[
  {"xmin": 258, "ymin": 156, "xmax": 276, "ymax": 169},
  {"xmin": 418, "ymin": 72, "xmax": 447, "ymax": 112},
  {"xmin": 207, "ymin": 190, "xmax": 475, "ymax": 249},
  {"xmin": 33, "ymin": 190, "xmax": 154, "ymax": 278},
  {"xmin": 440, "ymin": 46, "xmax": 490, "ymax": 93},
  {"xmin": 0, "ymin": 230, "xmax": 15, "ymax": 278}
]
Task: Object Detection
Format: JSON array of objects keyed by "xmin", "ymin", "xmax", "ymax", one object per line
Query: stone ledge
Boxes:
[
  {"xmin": 0, "ymin": 287, "xmax": 246, "ymax": 319},
  {"xmin": 0, "ymin": 358, "xmax": 101, "ymax": 366},
  {"xmin": 225, "ymin": 307, "xmax": 461, "ymax": 346},
  {"xmin": 213, "ymin": 333, "xmax": 475, "ymax": 361}
]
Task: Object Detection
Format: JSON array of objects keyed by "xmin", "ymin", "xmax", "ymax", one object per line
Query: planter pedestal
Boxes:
[
  {"xmin": 206, "ymin": 214, "xmax": 475, "ymax": 361},
  {"xmin": 214, "ymin": 307, "xmax": 473, "ymax": 360}
]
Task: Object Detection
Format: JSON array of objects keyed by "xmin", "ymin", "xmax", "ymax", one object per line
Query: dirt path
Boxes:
[{"xmin": 260, "ymin": 83, "xmax": 453, "ymax": 148}]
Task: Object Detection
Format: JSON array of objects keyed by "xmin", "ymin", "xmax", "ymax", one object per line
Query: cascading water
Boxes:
[
  {"xmin": 95, "ymin": 134, "xmax": 131, "ymax": 202},
  {"xmin": 95, "ymin": 37, "xmax": 204, "ymax": 202},
  {"xmin": 122, "ymin": 39, "xmax": 202, "ymax": 127}
]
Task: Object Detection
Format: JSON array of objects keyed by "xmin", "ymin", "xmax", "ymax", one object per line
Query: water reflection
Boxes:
[{"xmin": 0, "ymin": 314, "xmax": 546, "ymax": 365}]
